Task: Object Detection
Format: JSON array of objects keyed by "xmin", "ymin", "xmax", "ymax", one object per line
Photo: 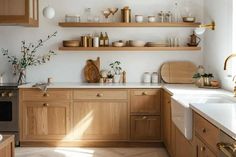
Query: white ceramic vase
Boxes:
[{"xmin": 113, "ymin": 75, "xmax": 121, "ymax": 83}]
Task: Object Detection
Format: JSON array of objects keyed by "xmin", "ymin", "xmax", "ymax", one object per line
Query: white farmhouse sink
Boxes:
[{"xmin": 171, "ymin": 94, "xmax": 235, "ymax": 140}]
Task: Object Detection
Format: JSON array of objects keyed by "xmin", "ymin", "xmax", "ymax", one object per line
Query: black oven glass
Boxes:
[{"xmin": 0, "ymin": 101, "xmax": 12, "ymax": 121}]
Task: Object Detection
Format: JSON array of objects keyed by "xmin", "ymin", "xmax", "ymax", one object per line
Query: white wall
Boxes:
[
  {"xmin": 0, "ymin": 0, "xmax": 204, "ymax": 83},
  {"xmin": 203, "ymin": 0, "xmax": 234, "ymax": 91}
]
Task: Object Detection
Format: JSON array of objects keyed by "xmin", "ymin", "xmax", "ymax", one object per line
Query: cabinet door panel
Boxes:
[
  {"xmin": 163, "ymin": 91, "xmax": 171, "ymax": 149},
  {"xmin": 131, "ymin": 89, "xmax": 161, "ymax": 114},
  {"xmin": 73, "ymin": 101, "xmax": 128, "ymax": 140},
  {"xmin": 195, "ymin": 137, "xmax": 216, "ymax": 157},
  {"xmin": 131, "ymin": 115, "xmax": 161, "ymax": 140},
  {"xmin": 23, "ymin": 101, "xmax": 70, "ymax": 140},
  {"xmin": 0, "ymin": 0, "xmax": 25, "ymax": 15}
]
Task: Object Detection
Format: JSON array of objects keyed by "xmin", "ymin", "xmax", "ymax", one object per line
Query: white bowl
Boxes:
[{"xmin": 130, "ymin": 40, "xmax": 146, "ymax": 47}]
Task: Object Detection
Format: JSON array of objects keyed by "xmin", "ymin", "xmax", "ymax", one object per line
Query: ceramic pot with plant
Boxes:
[
  {"xmin": 192, "ymin": 73, "xmax": 203, "ymax": 87},
  {"xmin": 1, "ymin": 32, "xmax": 57, "ymax": 85},
  {"xmin": 202, "ymin": 73, "xmax": 214, "ymax": 86},
  {"xmin": 109, "ymin": 61, "xmax": 122, "ymax": 83},
  {"xmin": 106, "ymin": 72, "xmax": 113, "ymax": 83}
]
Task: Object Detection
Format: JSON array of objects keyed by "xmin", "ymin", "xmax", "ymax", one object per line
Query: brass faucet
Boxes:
[
  {"xmin": 224, "ymin": 53, "xmax": 236, "ymax": 70},
  {"xmin": 224, "ymin": 53, "xmax": 236, "ymax": 96}
]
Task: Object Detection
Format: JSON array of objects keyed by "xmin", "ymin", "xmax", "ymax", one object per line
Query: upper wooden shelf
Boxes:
[
  {"xmin": 58, "ymin": 22, "xmax": 201, "ymax": 28},
  {"xmin": 59, "ymin": 46, "xmax": 201, "ymax": 52}
]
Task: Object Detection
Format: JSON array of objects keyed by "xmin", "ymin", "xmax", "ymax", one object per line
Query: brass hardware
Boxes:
[
  {"xmin": 8, "ymin": 92, "xmax": 13, "ymax": 97},
  {"xmin": 224, "ymin": 53, "xmax": 236, "ymax": 97},
  {"xmin": 202, "ymin": 128, "xmax": 206, "ymax": 133},
  {"xmin": 217, "ymin": 142, "xmax": 236, "ymax": 157},
  {"xmin": 224, "ymin": 53, "xmax": 236, "ymax": 70},
  {"xmin": 200, "ymin": 146, "xmax": 206, "ymax": 152},
  {"xmin": 96, "ymin": 93, "xmax": 103, "ymax": 97},
  {"xmin": 43, "ymin": 93, "xmax": 49, "ymax": 97},
  {"xmin": 199, "ymin": 21, "xmax": 216, "ymax": 30},
  {"xmin": 1, "ymin": 92, "xmax": 7, "ymax": 97},
  {"xmin": 142, "ymin": 91, "xmax": 148, "ymax": 95},
  {"xmin": 43, "ymin": 103, "xmax": 49, "ymax": 107},
  {"xmin": 167, "ymin": 101, "xmax": 171, "ymax": 104},
  {"xmin": 142, "ymin": 116, "xmax": 147, "ymax": 120}
]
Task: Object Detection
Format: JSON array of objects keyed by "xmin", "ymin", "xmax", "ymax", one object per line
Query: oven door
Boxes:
[{"xmin": 0, "ymin": 98, "xmax": 19, "ymax": 131}]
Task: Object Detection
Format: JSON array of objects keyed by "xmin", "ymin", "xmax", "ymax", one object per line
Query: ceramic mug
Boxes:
[
  {"xmin": 135, "ymin": 15, "xmax": 144, "ymax": 23},
  {"xmin": 148, "ymin": 16, "xmax": 156, "ymax": 23}
]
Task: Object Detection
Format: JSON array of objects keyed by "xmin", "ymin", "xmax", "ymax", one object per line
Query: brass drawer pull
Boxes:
[
  {"xmin": 142, "ymin": 116, "xmax": 147, "ymax": 120},
  {"xmin": 202, "ymin": 128, "xmax": 206, "ymax": 133},
  {"xmin": 43, "ymin": 103, "xmax": 49, "ymax": 107},
  {"xmin": 200, "ymin": 146, "xmax": 205, "ymax": 152},
  {"xmin": 43, "ymin": 93, "xmax": 49, "ymax": 97},
  {"xmin": 96, "ymin": 93, "xmax": 103, "ymax": 97},
  {"xmin": 142, "ymin": 91, "xmax": 148, "ymax": 96},
  {"xmin": 217, "ymin": 143, "xmax": 236, "ymax": 157}
]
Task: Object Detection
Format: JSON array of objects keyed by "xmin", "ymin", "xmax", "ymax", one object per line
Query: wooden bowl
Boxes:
[
  {"xmin": 182, "ymin": 17, "xmax": 196, "ymax": 23},
  {"xmin": 129, "ymin": 40, "xmax": 146, "ymax": 47},
  {"xmin": 63, "ymin": 40, "xmax": 80, "ymax": 47}
]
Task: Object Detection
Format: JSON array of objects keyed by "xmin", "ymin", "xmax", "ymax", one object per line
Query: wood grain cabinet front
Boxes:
[
  {"xmin": 130, "ymin": 115, "xmax": 161, "ymax": 140},
  {"xmin": 72, "ymin": 101, "xmax": 128, "ymax": 140},
  {"xmin": 194, "ymin": 137, "xmax": 216, "ymax": 157},
  {"xmin": 130, "ymin": 89, "xmax": 161, "ymax": 115},
  {"xmin": 0, "ymin": 0, "xmax": 39, "ymax": 26},
  {"xmin": 21, "ymin": 101, "xmax": 70, "ymax": 140}
]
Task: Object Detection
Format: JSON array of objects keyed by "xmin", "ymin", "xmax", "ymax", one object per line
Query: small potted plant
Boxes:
[
  {"xmin": 109, "ymin": 61, "xmax": 122, "ymax": 83},
  {"xmin": 106, "ymin": 71, "xmax": 113, "ymax": 83}
]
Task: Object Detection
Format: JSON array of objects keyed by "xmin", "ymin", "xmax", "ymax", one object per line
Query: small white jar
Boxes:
[
  {"xmin": 143, "ymin": 72, "xmax": 151, "ymax": 83},
  {"xmin": 151, "ymin": 72, "xmax": 159, "ymax": 83},
  {"xmin": 135, "ymin": 15, "xmax": 144, "ymax": 23},
  {"xmin": 148, "ymin": 16, "xmax": 156, "ymax": 23}
]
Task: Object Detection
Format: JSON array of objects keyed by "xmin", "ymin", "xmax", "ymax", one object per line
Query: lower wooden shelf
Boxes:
[{"xmin": 58, "ymin": 46, "xmax": 201, "ymax": 52}]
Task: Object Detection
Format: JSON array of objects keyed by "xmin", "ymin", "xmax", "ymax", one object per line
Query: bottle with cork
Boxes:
[
  {"xmin": 104, "ymin": 32, "xmax": 109, "ymax": 47},
  {"xmin": 99, "ymin": 32, "xmax": 104, "ymax": 47}
]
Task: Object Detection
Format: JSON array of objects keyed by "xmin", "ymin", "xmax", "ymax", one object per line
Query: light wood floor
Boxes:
[{"xmin": 15, "ymin": 147, "xmax": 169, "ymax": 157}]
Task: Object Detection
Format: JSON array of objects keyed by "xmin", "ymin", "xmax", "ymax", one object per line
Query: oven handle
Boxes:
[{"xmin": 217, "ymin": 142, "xmax": 236, "ymax": 157}]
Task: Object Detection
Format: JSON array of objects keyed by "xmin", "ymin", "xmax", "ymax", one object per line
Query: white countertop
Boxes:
[
  {"xmin": 18, "ymin": 82, "xmax": 162, "ymax": 89},
  {"xmin": 18, "ymin": 82, "xmax": 236, "ymax": 140}
]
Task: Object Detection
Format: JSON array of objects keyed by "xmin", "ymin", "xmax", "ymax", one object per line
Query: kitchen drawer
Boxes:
[
  {"xmin": 130, "ymin": 89, "xmax": 161, "ymax": 115},
  {"xmin": 195, "ymin": 136, "xmax": 216, "ymax": 157},
  {"xmin": 21, "ymin": 89, "xmax": 72, "ymax": 101},
  {"xmin": 130, "ymin": 115, "xmax": 161, "ymax": 140},
  {"xmin": 73, "ymin": 90, "xmax": 128, "ymax": 100},
  {"xmin": 194, "ymin": 113, "xmax": 220, "ymax": 153}
]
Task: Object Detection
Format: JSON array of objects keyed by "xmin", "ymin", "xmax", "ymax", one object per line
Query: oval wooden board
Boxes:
[
  {"xmin": 160, "ymin": 61, "xmax": 197, "ymax": 84},
  {"xmin": 84, "ymin": 57, "xmax": 100, "ymax": 83}
]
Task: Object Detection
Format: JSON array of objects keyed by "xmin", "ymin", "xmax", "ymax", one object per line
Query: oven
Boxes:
[
  {"xmin": 217, "ymin": 131, "xmax": 236, "ymax": 157},
  {"xmin": 0, "ymin": 85, "xmax": 19, "ymax": 146}
]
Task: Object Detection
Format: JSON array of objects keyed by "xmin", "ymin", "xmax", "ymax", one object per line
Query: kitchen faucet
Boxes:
[{"xmin": 224, "ymin": 53, "xmax": 236, "ymax": 96}]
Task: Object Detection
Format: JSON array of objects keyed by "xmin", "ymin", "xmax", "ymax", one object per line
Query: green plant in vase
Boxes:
[
  {"xmin": 1, "ymin": 31, "xmax": 57, "ymax": 84},
  {"xmin": 109, "ymin": 61, "xmax": 122, "ymax": 83}
]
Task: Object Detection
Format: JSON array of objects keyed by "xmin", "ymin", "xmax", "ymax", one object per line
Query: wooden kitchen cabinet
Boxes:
[
  {"xmin": 130, "ymin": 89, "xmax": 161, "ymax": 115},
  {"xmin": 22, "ymin": 101, "xmax": 71, "ymax": 140},
  {"xmin": 194, "ymin": 137, "xmax": 216, "ymax": 157},
  {"xmin": 0, "ymin": 0, "xmax": 38, "ymax": 26},
  {"xmin": 130, "ymin": 115, "xmax": 161, "ymax": 140},
  {"xmin": 163, "ymin": 91, "xmax": 176, "ymax": 157},
  {"xmin": 0, "ymin": 135, "xmax": 14, "ymax": 157},
  {"xmin": 73, "ymin": 101, "xmax": 128, "ymax": 140}
]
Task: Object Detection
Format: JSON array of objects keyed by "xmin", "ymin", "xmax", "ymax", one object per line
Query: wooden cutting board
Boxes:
[
  {"xmin": 160, "ymin": 61, "xmax": 197, "ymax": 84},
  {"xmin": 84, "ymin": 57, "xmax": 100, "ymax": 83}
]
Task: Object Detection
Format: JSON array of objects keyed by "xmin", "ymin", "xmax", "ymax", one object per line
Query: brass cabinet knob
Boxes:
[
  {"xmin": 200, "ymin": 146, "xmax": 205, "ymax": 152},
  {"xmin": 8, "ymin": 92, "xmax": 13, "ymax": 97},
  {"xmin": 43, "ymin": 93, "xmax": 49, "ymax": 97},
  {"xmin": 43, "ymin": 103, "xmax": 49, "ymax": 107},
  {"xmin": 202, "ymin": 128, "xmax": 207, "ymax": 133},
  {"xmin": 96, "ymin": 93, "xmax": 103, "ymax": 97},
  {"xmin": 142, "ymin": 116, "xmax": 147, "ymax": 120},
  {"xmin": 1, "ymin": 92, "xmax": 7, "ymax": 97},
  {"xmin": 142, "ymin": 91, "xmax": 148, "ymax": 95}
]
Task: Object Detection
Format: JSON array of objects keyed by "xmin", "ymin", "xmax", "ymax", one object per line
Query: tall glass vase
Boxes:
[{"xmin": 18, "ymin": 68, "xmax": 26, "ymax": 85}]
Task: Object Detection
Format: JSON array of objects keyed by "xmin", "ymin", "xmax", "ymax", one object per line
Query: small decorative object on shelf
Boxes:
[
  {"xmin": 65, "ymin": 14, "xmax": 80, "ymax": 22},
  {"xmin": 121, "ymin": 6, "xmax": 131, "ymax": 23},
  {"xmin": 0, "ymin": 72, "xmax": 4, "ymax": 84},
  {"xmin": 135, "ymin": 15, "xmax": 144, "ymax": 23},
  {"xmin": 109, "ymin": 61, "xmax": 123, "ymax": 83},
  {"xmin": 1, "ymin": 31, "xmax": 57, "ymax": 85},
  {"xmin": 187, "ymin": 32, "xmax": 201, "ymax": 47}
]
